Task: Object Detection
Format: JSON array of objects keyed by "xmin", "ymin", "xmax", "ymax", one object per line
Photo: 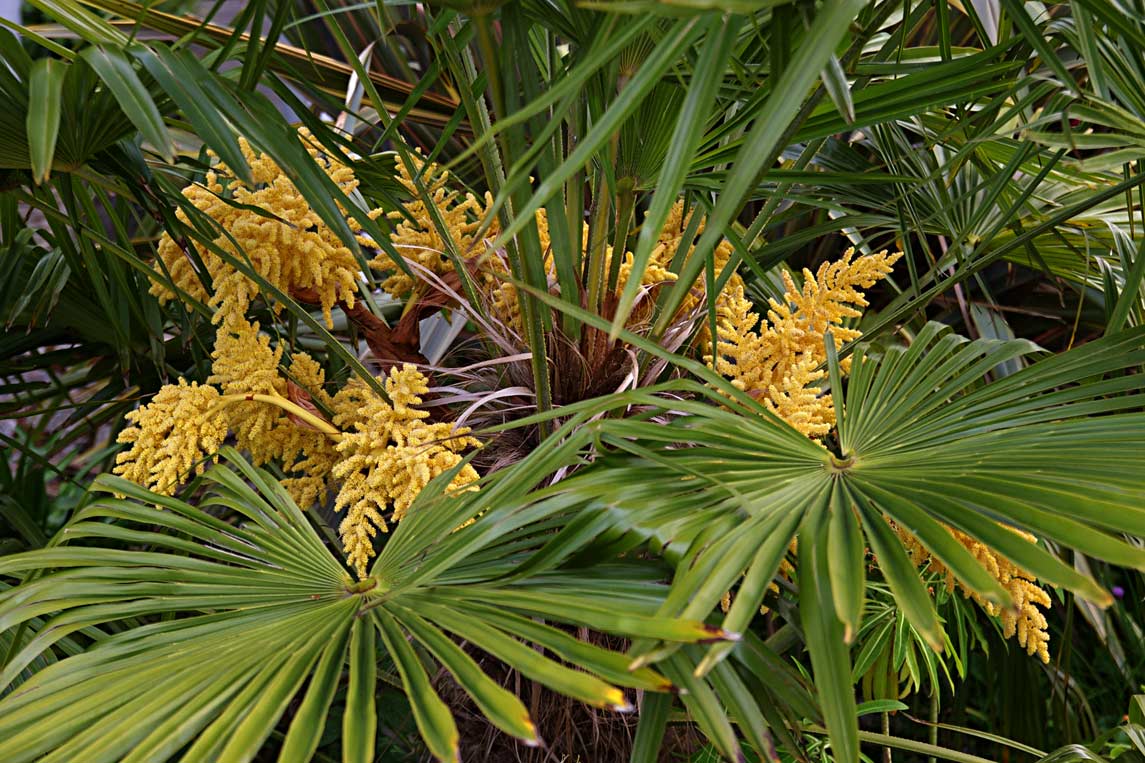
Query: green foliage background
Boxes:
[{"xmin": 2, "ymin": 0, "xmax": 1145, "ymax": 761}]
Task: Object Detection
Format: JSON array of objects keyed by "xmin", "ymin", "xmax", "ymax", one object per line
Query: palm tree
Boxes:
[{"xmin": 1, "ymin": 0, "xmax": 1144, "ymax": 760}]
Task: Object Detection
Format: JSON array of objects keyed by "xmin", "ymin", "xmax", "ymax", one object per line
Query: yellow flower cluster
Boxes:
[
  {"xmin": 482, "ymin": 210, "xmax": 557, "ymax": 334},
  {"xmin": 898, "ymin": 524, "xmax": 1051, "ymax": 662},
  {"xmin": 377, "ymin": 152, "xmax": 560, "ymax": 333},
  {"xmin": 332, "ymin": 365, "xmax": 480, "ymax": 576},
  {"xmin": 120, "ymin": 133, "xmax": 480, "ymax": 578},
  {"xmin": 375, "ymin": 152, "xmax": 500, "ymax": 301},
  {"xmin": 115, "ymin": 379, "xmax": 228, "ymax": 496},
  {"xmin": 150, "ymin": 131, "xmax": 369, "ymax": 328},
  {"xmin": 209, "ymin": 319, "xmax": 308, "ymax": 467},
  {"xmin": 115, "ymin": 331, "xmax": 478, "ymax": 577},
  {"xmin": 624, "ymin": 201, "xmax": 737, "ymax": 319},
  {"xmin": 711, "ymin": 248, "xmax": 901, "ymax": 437},
  {"xmin": 375, "ymin": 153, "xmax": 737, "ymax": 335}
]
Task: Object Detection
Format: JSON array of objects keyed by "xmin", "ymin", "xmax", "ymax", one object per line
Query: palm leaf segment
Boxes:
[
  {"xmin": 532, "ymin": 323, "xmax": 1145, "ymax": 762},
  {"xmin": 0, "ymin": 448, "xmax": 733, "ymax": 763}
]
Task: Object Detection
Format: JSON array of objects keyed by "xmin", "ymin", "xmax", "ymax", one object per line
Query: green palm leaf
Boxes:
[
  {"xmin": 517, "ymin": 323, "xmax": 1145, "ymax": 761},
  {"xmin": 0, "ymin": 447, "xmax": 731, "ymax": 762}
]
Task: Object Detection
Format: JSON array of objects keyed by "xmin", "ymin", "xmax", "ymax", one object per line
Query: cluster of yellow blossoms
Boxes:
[
  {"xmin": 376, "ymin": 153, "xmax": 500, "ymax": 303},
  {"xmin": 117, "ymin": 321, "xmax": 478, "ymax": 577},
  {"xmin": 375, "ymin": 152, "xmax": 549, "ymax": 334},
  {"xmin": 331, "ymin": 368, "xmax": 478, "ymax": 574},
  {"xmin": 150, "ymin": 131, "xmax": 369, "ymax": 329},
  {"xmin": 379, "ymin": 153, "xmax": 739, "ymax": 337},
  {"xmin": 118, "ymin": 134, "xmax": 477, "ymax": 577},
  {"xmin": 115, "ymin": 379, "xmax": 228, "ymax": 497},
  {"xmin": 898, "ymin": 524, "xmax": 1052, "ymax": 662},
  {"xmin": 712, "ymin": 248, "xmax": 901, "ymax": 437}
]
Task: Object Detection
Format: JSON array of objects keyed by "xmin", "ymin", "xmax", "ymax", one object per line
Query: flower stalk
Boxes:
[{"xmin": 212, "ymin": 393, "xmax": 343, "ymax": 440}]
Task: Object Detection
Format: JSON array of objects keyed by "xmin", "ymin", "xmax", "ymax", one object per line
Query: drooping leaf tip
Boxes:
[
  {"xmin": 521, "ymin": 717, "xmax": 541, "ymax": 745},
  {"xmin": 605, "ymin": 688, "xmax": 633, "ymax": 712}
]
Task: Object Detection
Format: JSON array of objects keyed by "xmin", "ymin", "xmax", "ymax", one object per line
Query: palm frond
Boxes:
[
  {"xmin": 0, "ymin": 447, "xmax": 732, "ymax": 762},
  {"xmin": 519, "ymin": 323, "xmax": 1145, "ymax": 758}
]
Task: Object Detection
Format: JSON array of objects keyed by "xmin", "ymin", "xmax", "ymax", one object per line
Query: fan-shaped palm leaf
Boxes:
[
  {"xmin": 512, "ymin": 323, "xmax": 1145, "ymax": 761},
  {"xmin": 0, "ymin": 447, "xmax": 736, "ymax": 763}
]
